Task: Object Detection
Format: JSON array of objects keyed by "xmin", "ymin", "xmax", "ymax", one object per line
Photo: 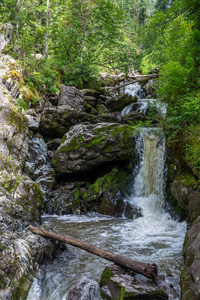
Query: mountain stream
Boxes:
[{"xmin": 27, "ymin": 84, "xmax": 186, "ymax": 300}]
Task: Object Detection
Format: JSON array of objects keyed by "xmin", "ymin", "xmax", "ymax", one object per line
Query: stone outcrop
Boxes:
[
  {"xmin": 167, "ymin": 154, "xmax": 200, "ymax": 300},
  {"xmin": 0, "ymin": 23, "xmax": 13, "ymax": 53},
  {"xmin": 39, "ymin": 106, "xmax": 122, "ymax": 139},
  {"xmin": 171, "ymin": 180, "xmax": 200, "ymax": 223},
  {"xmin": 67, "ymin": 279, "xmax": 101, "ymax": 300},
  {"xmin": 0, "ymin": 185, "xmax": 62, "ymax": 300},
  {"xmin": 58, "ymin": 84, "xmax": 85, "ymax": 110},
  {"xmin": 45, "ymin": 167, "xmax": 133, "ymax": 216},
  {"xmin": 100, "ymin": 264, "xmax": 170, "ymax": 300},
  {"xmin": 180, "ymin": 216, "xmax": 200, "ymax": 300},
  {"xmin": 0, "ymin": 56, "xmax": 62, "ymax": 299},
  {"xmin": 52, "ymin": 123, "xmax": 135, "ymax": 175},
  {"xmin": 105, "ymin": 94, "xmax": 138, "ymax": 112}
]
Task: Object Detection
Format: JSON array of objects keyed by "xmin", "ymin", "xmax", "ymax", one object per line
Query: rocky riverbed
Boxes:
[{"xmin": 0, "ymin": 51, "xmax": 200, "ymax": 300}]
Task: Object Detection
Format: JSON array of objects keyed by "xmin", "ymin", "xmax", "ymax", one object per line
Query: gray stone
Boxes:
[
  {"xmin": 0, "ymin": 23, "xmax": 13, "ymax": 53},
  {"xmin": 39, "ymin": 106, "xmax": 123, "ymax": 139},
  {"xmin": 105, "ymin": 94, "xmax": 138, "ymax": 112},
  {"xmin": 180, "ymin": 216, "xmax": 200, "ymax": 300},
  {"xmin": 52, "ymin": 123, "xmax": 135, "ymax": 175},
  {"xmin": 171, "ymin": 180, "xmax": 200, "ymax": 222},
  {"xmin": 25, "ymin": 110, "xmax": 41, "ymax": 130},
  {"xmin": 67, "ymin": 279, "xmax": 101, "ymax": 300},
  {"xmin": 58, "ymin": 84, "xmax": 85, "ymax": 110},
  {"xmin": 100, "ymin": 264, "xmax": 169, "ymax": 300}
]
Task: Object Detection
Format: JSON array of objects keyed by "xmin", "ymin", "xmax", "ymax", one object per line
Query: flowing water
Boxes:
[{"xmin": 27, "ymin": 84, "xmax": 186, "ymax": 300}]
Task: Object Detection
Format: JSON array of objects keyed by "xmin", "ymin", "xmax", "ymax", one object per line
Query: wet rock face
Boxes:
[
  {"xmin": 180, "ymin": 216, "xmax": 200, "ymax": 300},
  {"xmin": 105, "ymin": 94, "xmax": 138, "ymax": 112},
  {"xmin": 25, "ymin": 136, "xmax": 56, "ymax": 195},
  {"xmin": 53, "ymin": 123, "xmax": 135, "ymax": 175},
  {"xmin": 67, "ymin": 279, "xmax": 101, "ymax": 300},
  {"xmin": 0, "ymin": 230, "xmax": 57, "ymax": 300},
  {"xmin": 0, "ymin": 56, "xmax": 59, "ymax": 299},
  {"xmin": 171, "ymin": 180, "xmax": 200, "ymax": 223},
  {"xmin": 100, "ymin": 264, "xmax": 169, "ymax": 300},
  {"xmin": 0, "ymin": 185, "xmax": 56, "ymax": 300},
  {"xmin": 45, "ymin": 168, "xmax": 133, "ymax": 217}
]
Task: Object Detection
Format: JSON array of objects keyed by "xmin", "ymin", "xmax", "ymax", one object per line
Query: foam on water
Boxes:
[{"xmin": 124, "ymin": 81, "xmax": 141, "ymax": 97}]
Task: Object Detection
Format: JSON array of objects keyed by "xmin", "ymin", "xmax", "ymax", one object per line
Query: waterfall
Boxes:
[{"xmin": 132, "ymin": 128, "xmax": 166, "ymax": 211}]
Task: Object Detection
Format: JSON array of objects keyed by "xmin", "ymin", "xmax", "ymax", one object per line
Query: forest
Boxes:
[
  {"xmin": 1, "ymin": 0, "xmax": 200, "ymax": 173},
  {"xmin": 0, "ymin": 0, "xmax": 200, "ymax": 299}
]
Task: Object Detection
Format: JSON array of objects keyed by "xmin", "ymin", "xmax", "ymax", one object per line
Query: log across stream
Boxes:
[
  {"xmin": 29, "ymin": 225, "xmax": 158, "ymax": 279},
  {"xmin": 27, "ymin": 213, "xmax": 186, "ymax": 300}
]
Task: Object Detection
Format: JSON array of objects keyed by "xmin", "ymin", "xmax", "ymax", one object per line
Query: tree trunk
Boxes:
[
  {"xmin": 45, "ymin": 0, "xmax": 49, "ymax": 58},
  {"xmin": 110, "ymin": 74, "xmax": 159, "ymax": 91},
  {"xmin": 29, "ymin": 226, "xmax": 158, "ymax": 279}
]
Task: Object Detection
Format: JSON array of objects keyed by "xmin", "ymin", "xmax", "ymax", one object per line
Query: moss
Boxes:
[
  {"xmin": 55, "ymin": 137, "xmax": 80, "ymax": 153},
  {"xmin": 105, "ymin": 145, "xmax": 113, "ymax": 153},
  {"xmin": 3, "ymin": 75, "xmax": 9, "ymax": 81},
  {"xmin": 180, "ymin": 265, "xmax": 197, "ymax": 300},
  {"xmin": 176, "ymin": 169, "xmax": 199, "ymax": 189},
  {"xmin": 11, "ymin": 272, "xmax": 33, "ymax": 300},
  {"xmin": 100, "ymin": 267, "xmax": 113, "ymax": 284},
  {"xmin": 10, "ymin": 70, "xmax": 21, "ymax": 80}
]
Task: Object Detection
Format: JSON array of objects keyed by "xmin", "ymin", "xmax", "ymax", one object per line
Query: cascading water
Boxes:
[
  {"xmin": 122, "ymin": 82, "xmax": 167, "ymax": 116},
  {"xmin": 27, "ymin": 84, "xmax": 186, "ymax": 300},
  {"xmin": 132, "ymin": 128, "xmax": 166, "ymax": 209}
]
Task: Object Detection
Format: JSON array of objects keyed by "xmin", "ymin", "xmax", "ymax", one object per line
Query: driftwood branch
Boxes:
[
  {"xmin": 110, "ymin": 74, "xmax": 159, "ymax": 91},
  {"xmin": 29, "ymin": 225, "xmax": 158, "ymax": 279}
]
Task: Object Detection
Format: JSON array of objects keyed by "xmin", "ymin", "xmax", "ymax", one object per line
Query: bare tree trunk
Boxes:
[
  {"xmin": 16, "ymin": 0, "xmax": 20, "ymax": 41},
  {"xmin": 45, "ymin": 0, "xmax": 49, "ymax": 58},
  {"xmin": 110, "ymin": 73, "xmax": 159, "ymax": 91},
  {"xmin": 29, "ymin": 225, "xmax": 158, "ymax": 279}
]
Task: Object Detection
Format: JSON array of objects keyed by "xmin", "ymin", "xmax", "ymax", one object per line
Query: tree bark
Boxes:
[
  {"xmin": 45, "ymin": 0, "xmax": 49, "ymax": 58},
  {"xmin": 29, "ymin": 225, "xmax": 158, "ymax": 279},
  {"xmin": 110, "ymin": 74, "xmax": 159, "ymax": 91}
]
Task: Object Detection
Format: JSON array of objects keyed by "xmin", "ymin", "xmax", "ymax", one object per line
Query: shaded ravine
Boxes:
[{"xmin": 27, "ymin": 84, "xmax": 187, "ymax": 300}]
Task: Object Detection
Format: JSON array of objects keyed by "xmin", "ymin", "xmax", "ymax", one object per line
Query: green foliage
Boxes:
[{"xmin": 157, "ymin": 60, "xmax": 193, "ymax": 103}]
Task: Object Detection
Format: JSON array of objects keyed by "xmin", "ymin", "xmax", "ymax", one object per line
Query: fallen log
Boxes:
[
  {"xmin": 29, "ymin": 225, "xmax": 158, "ymax": 279},
  {"xmin": 110, "ymin": 74, "xmax": 159, "ymax": 91}
]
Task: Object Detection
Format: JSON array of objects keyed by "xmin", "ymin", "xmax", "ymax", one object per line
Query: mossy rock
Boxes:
[
  {"xmin": 39, "ymin": 107, "xmax": 123, "ymax": 140},
  {"xmin": 105, "ymin": 94, "xmax": 138, "ymax": 112},
  {"xmin": 53, "ymin": 123, "xmax": 135, "ymax": 175},
  {"xmin": 100, "ymin": 264, "xmax": 168, "ymax": 300}
]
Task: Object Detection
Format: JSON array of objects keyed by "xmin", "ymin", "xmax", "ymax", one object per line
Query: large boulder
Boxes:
[
  {"xmin": 52, "ymin": 123, "xmax": 135, "ymax": 175},
  {"xmin": 58, "ymin": 84, "xmax": 85, "ymax": 110},
  {"xmin": 39, "ymin": 106, "xmax": 122, "ymax": 139},
  {"xmin": 100, "ymin": 264, "xmax": 169, "ymax": 300},
  {"xmin": 105, "ymin": 94, "xmax": 138, "ymax": 112}
]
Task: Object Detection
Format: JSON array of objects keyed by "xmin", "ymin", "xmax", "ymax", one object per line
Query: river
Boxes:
[{"xmin": 27, "ymin": 84, "xmax": 187, "ymax": 300}]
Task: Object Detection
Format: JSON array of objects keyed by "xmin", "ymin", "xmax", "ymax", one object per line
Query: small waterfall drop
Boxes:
[{"xmin": 133, "ymin": 128, "xmax": 166, "ymax": 211}]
